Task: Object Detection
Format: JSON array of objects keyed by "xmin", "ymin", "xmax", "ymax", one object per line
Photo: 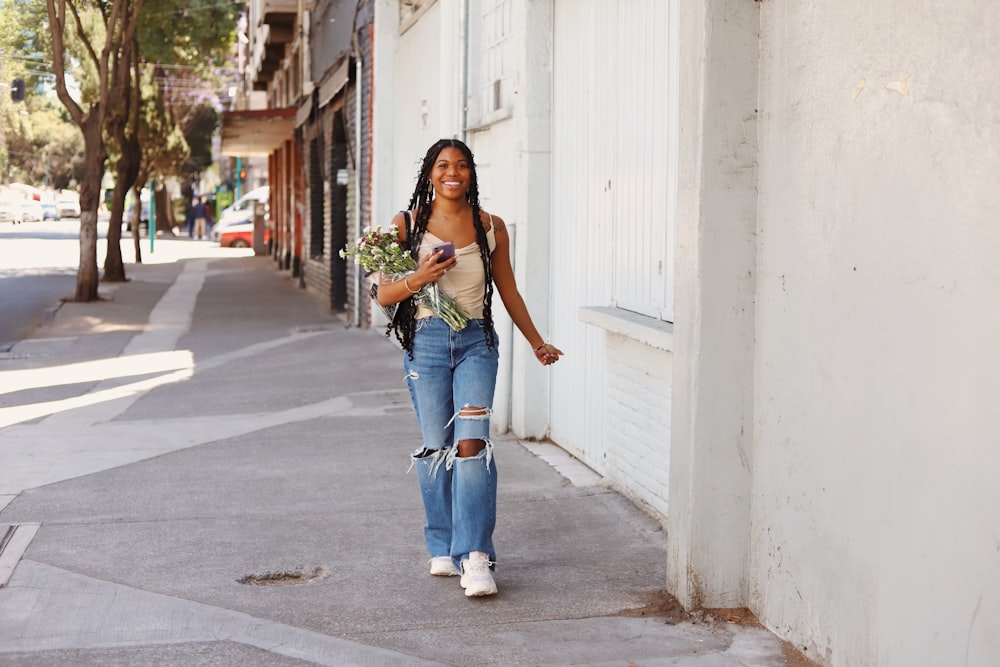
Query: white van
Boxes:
[
  {"xmin": 215, "ymin": 186, "xmax": 269, "ymax": 231},
  {"xmin": 56, "ymin": 190, "xmax": 81, "ymax": 218}
]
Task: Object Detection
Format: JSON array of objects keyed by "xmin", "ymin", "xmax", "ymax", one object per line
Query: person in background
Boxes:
[
  {"xmin": 185, "ymin": 197, "xmax": 197, "ymax": 239},
  {"xmin": 203, "ymin": 197, "xmax": 214, "ymax": 236},
  {"xmin": 192, "ymin": 196, "xmax": 208, "ymax": 240}
]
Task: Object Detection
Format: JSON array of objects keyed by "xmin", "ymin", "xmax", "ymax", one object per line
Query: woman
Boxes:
[{"xmin": 378, "ymin": 138, "xmax": 563, "ymax": 597}]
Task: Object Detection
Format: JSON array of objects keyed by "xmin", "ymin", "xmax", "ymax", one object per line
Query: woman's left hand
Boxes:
[{"xmin": 533, "ymin": 342, "xmax": 564, "ymax": 366}]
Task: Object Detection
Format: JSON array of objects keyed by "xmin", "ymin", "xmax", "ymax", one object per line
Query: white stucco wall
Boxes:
[
  {"xmin": 467, "ymin": 125, "xmax": 519, "ymax": 431},
  {"xmin": 370, "ymin": 0, "xmax": 399, "ymax": 241},
  {"xmin": 752, "ymin": 2, "xmax": 1000, "ymax": 665},
  {"xmin": 667, "ymin": 0, "xmax": 758, "ymax": 610},
  {"xmin": 508, "ymin": 0, "xmax": 554, "ymax": 440},
  {"xmin": 469, "ymin": 0, "xmax": 553, "ymax": 439},
  {"xmin": 392, "ymin": 5, "xmax": 445, "ymax": 208}
]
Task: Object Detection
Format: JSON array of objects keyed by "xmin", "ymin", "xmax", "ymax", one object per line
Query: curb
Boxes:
[{"xmin": 0, "ymin": 523, "xmax": 39, "ymax": 588}]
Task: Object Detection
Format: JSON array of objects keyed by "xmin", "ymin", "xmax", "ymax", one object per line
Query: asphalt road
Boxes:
[
  {"xmin": 0, "ymin": 214, "xmax": 178, "ymax": 349},
  {"xmin": 0, "ymin": 218, "xmax": 85, "ymax": 348}
]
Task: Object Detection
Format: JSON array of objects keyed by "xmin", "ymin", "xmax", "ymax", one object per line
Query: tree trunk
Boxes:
[
  {"xmin": 46, "ymin": 0, "xmax": 144, "ymax": 302},
  {"xmin": 130, "ymin": 169, "xmax": 148, "ymax": 263},
  {"xmin": 154, "ymin": 184, "xmax": 175, "ymax": 236},
  {"xmin": 75, "ymin": 208, "xmax": 100, "ymax": 302},
  {"xmin": 104, "ymin": 45, "xmax": 141, "ymax": 283},
  {"xmin": 130, "ymin": 192, "xmax": 143, "ymax": 264},
  {"xmin": 103, "ymin": 177, "xmax": 131, "ymax": 282},
  {"xmin": 74, "ymin": 119, "xmax": 107, "ymax": 302},
  {"xmin": 104, "ymin": 139, "xmax": 140, "ymax": 280}
]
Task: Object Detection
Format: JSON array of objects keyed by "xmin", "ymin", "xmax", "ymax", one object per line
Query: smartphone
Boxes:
[{"xmin": 432, "ymin": 241, "xmax": 455, "ymax": 263}]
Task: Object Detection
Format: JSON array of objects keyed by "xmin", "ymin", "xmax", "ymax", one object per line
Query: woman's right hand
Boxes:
[{"xmin": 409, "ymin": 248, "xmax": 457, "ymax": 290}]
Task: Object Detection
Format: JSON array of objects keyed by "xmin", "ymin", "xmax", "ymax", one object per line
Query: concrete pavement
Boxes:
[{"xmin": 0, "ymin": 242, "xmax": 799, "ymax": 666}]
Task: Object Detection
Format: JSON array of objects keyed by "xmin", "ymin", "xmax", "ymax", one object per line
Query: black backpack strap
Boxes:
[{"xmin": 401, "ymin": 209, "xmax": 413, "ymax": 252}]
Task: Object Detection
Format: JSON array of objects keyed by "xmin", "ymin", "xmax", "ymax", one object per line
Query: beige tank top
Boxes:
[{"xmin": 414, "ymin": 219, "xmax": 497, "ymax": 320}]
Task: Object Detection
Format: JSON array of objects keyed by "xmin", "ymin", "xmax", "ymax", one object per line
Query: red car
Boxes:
[{"xmin": 217, "ymin": 221, "xmax": 270, "ymax": 248}]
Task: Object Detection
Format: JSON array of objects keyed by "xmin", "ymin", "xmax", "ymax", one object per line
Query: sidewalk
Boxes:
[{"xmin": 0, "ymin": 245, "xmax": 798, "ymax": 666}]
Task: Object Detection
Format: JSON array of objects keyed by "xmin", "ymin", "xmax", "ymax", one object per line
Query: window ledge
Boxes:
[
  {"xmin": 467, "ymin": 107, "xmax": 513, "ymax": 133},
  {"xmin": 579, "ymin": 306, "xmax": 674, "ymax": 351}
]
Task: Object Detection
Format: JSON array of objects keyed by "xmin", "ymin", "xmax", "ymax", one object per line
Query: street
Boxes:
[
  {"xmin": 0, "ymin": 216, "xmax": 238, "ymax": 349},
  {"xmin": 0, "ymin": 218, "xmax": 84, "ymax": 346}
]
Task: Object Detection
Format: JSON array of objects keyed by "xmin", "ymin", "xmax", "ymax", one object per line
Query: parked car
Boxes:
[
  {"xmin": 20, "ymin": 200, "xmax": 44, "ymax": 222},
  {"xmin": 41, "ymin": 202, "xmax": 60, "ymax": 220},
  {"xmin": 56, "ymin": 192, "xmax": 81, "ymax": 218},
  {"xmin": 216, "ymin": 221, "xmax": 270, "ymax": 248},
  {"xmin": 215, "ymin": 186, "xmax": 270, "ymax": 232},
  {"xmin": 0, "ymin": 198, "xmax": 23, "ymax": 224}
]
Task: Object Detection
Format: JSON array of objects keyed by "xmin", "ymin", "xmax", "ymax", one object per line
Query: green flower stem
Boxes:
[
  {"xmin": 391, "ymin": 273, "xmax": 470, "ymax": 332},
  {"xmin": 416, "ymin": 282, "xmax": 470, "ymax": 331}
]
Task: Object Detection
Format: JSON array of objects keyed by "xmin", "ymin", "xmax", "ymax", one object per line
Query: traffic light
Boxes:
[
  {"xmin": 10, "ymin": 78, "xmax": 25, "ymax": 103},
  {"xmin": 239, "ymin": 169, "xmax": 246, "ymax": 180}
]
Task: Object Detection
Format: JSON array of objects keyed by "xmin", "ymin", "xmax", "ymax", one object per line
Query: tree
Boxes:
[
  {"xmin": 46, "ymin": 0, "xmax": 143, "ymax": 301},
  {"xmin": 179, "ymin": 102, "xmax": 218, "ymax": 191},
  {"xmin": 0, "ymin": 0, "xmax": 85, "ymax": 188},
  {"xmin": 3, "ymin": 102, "xmax": 86, "ymax": 188},
  {"xmin": 127, "ymin": 66, "xmax": 188, "ymax": 262},
  {"xmin": 101, "ymin": 34, "xmax": 139, "ymax": 281},
  {"xmin": 22, "ymin": 0, "xmax": 238, "ymax": 292},
  {"xmin": 135, "ymin": 0, "xmax": 240, "ymax": 211},
  {"xmin": 105, "ymin": 0, "xmax": 239, "ymax": 264}
]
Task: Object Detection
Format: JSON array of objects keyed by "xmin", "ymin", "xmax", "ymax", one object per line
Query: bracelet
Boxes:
[
  {"xmin": 402, "ymin": 276, "xmax": 420, "ymax": 294},
  {"xmin": 534, "ymin": 343, "xmax": 546, "ymax": 352}
]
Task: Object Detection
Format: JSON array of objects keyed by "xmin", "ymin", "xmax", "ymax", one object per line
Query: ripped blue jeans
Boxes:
[{"xmin": 404, "ymin": 316, "xmax": 499, "ymax": 571}]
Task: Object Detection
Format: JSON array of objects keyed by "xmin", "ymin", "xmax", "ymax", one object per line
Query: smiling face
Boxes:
[{"xmin": 429, "ymin": 146, "xmax": 471, "ymax": 201}]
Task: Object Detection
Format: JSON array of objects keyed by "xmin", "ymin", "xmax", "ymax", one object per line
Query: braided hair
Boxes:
[{"xmin": 386, "ymin": 138, "xmax": 497, "ymax": 356}]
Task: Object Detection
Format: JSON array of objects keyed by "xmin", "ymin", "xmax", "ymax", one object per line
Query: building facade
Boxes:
[
  {"xmin": 228, "ymin": 1, "xmax": 1000, "ymax": 664},
  {"xmin": 224, "ymin": 0, "xmax": 374, "ymax": 324}
]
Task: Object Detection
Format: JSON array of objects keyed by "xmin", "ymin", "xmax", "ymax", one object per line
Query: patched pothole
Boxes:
[
  {"xmin": 291, "ymin": 325, "xmax": 334, "ymax": 334},
  {"xmin": 238, "ymin": 566, "xmax": 327, "ymax": 586}
]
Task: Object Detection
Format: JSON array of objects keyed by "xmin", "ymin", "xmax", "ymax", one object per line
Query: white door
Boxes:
[{"xmin": 549, "ymin": 0, "xmax": 675, "ymax": 467}]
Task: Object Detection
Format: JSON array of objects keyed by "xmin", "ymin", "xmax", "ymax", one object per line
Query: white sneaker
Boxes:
[
  {"xmin": 430, "ymin": 556, "xmax": 460, "ymax": 577},
  {"xmin": 460, "ymin": 551, "xmax": 497, "ymax": 597}
]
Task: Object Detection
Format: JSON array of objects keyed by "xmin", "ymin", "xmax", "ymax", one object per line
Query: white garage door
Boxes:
[{"xmin": 549, "ymin": 0, "xmax": 676, "ymax": 465}]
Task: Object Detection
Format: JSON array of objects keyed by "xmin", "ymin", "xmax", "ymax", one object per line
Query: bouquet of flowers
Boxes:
[{"xmin": 341, "ymin": 224, "xmax": 469, "ymax": 331}]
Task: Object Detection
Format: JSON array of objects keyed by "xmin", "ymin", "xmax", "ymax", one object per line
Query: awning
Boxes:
[{"xmin": 220, "ymin": 107, "xmax": 296, "ymax": 157}]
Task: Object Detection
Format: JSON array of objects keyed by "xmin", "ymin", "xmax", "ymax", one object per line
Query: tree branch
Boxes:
[
  {"xmin": 46, "ymin": 0, "xmax": 84, "ymax": 124},
  {"xmin": 66, "ymin": 0, "xmax": 101, "ymax": 73}
]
